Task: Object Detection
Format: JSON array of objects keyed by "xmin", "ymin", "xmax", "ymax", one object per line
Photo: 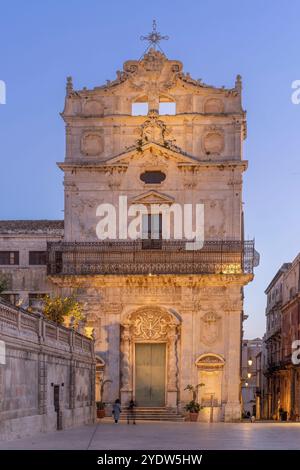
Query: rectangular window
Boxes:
[
  {"xmin": 29, "ymin": 251, "xmax": 47, "ymax": 265},
  {"xmin": 0, "ymin": 251, "xmax": 19, "ymax": 265},
  {"xmin": 142, "ymin": 214, "xmax": 162, "ymax": 239},
  {"xmin": 142, "ymin": 214, "xmax": 162, "ymax": 249}
]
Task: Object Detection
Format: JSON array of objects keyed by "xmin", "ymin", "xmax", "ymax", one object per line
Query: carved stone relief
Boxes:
[
  {"xmin": 204, "ymin": 98, "xmax": 224, "ymax": 114},
  {"xmin": 203, "ymin": 130, "xmax": 224, "ymax": 155},
  {"xmin": 127, "ymin": 308, "xmax": 175, "ymax": 340},
  {"xmin": 200, "ymin": 311, "xmax": 222, "ymax": 345},
  {"xmin": 81, "ymin": 131, "xmax": 104, "ymax": 156}
]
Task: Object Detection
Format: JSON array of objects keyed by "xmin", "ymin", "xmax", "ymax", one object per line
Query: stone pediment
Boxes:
[
  {"xmin": 103, "ymin": 142, "xmax": 199, "ymax": 167},
  {"xmin": 195, "ymin": 353, "xmax": 225, "ymax": 369},
  {"xmin": 129, "ymin": 190, "xmax": 174, "ymax": 205}
]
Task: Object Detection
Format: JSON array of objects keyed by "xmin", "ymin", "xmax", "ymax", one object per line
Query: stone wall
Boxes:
[{"xmin": 0, "ymin": 300, "xmax": 95, "ymax": 441}]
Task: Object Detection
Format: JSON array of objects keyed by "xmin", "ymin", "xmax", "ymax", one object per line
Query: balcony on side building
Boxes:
[{"xmin": 47, "ymin": 239, "xmax": 255, "ymax": 276}]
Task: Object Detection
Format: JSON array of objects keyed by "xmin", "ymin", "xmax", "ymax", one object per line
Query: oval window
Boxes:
[{"xmin": 140, "ymin": 171, "xmax": 166, "ymax": 184}]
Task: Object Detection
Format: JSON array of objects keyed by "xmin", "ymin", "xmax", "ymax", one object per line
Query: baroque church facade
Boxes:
[{"xmin": 0, "ymin": 45, "xmax": 256, "ymax": 421}]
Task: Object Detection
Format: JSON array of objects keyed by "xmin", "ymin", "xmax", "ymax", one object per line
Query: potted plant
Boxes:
[
  {"xmin": 184, "ymin": 383, "xmax": 205, "ymax": 422},
  {"xmin": 185, "ymin": 400, "xmax": 201, "ymax": 421},
  {"xmin": 96, "ymin": 401, "xmax": 106, "ymax": 419}
]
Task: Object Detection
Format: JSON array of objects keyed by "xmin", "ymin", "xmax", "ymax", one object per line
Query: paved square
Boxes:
[{"xmin": 1, "ymin": 421, "xmax": 300, "ymax": 450}]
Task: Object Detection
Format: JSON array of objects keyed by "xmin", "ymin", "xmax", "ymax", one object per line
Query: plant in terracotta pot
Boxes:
[
  {"xmin": 96, "ymin": 401, "xmax": 106, "ymax": 419},
  {"xmin": 184, "ymin": 383, "xmax": 205, "ymax": 421}
]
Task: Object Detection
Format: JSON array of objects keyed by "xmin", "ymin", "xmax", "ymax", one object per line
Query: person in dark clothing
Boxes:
[
  {"xmin": 127, "ymin": 399, "xmax": 137, "ymax": 425},
  {"xmin": 112, "ymin": 399, "xmax": 121, "ymax": 423}
]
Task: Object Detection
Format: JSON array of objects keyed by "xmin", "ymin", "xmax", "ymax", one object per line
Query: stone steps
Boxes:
[{"xmin": 119, "ymin": 407, "xmax": 186, "ymax": 422}]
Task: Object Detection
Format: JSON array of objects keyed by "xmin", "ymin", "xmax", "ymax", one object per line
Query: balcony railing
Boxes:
[{"xmin": 47, "ymin": 239, "xmax": 255, "ymax": 276}]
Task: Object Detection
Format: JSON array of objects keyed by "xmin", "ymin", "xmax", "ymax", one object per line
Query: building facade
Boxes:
[
  {"xmin": 263, "ymin": 256, "xmax": 300, "ymax": 420},
  {"xmin": 241, "ymin": 337, "xmax": 262, "ymax": 416},
  {"xmin": 0, "ymin": 220, "xmax": 63, "ymax": 309},
  {"xmin": 0, "ymin": 46, "xmax": 256, "ymax": 421},
  {"xmin": 255, "ymin": 337, "xmax": 268, "ymax": 419}
]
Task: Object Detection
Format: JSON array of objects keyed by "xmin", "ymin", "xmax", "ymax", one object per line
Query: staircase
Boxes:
[{"xmin": 119, "ymin": 407, "xmax": 186, "ymax": 422}]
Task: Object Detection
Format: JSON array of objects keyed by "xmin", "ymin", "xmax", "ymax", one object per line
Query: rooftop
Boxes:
[{"xmin": 0, "ymin": 220, "xmax": 64, "ymax": 234}]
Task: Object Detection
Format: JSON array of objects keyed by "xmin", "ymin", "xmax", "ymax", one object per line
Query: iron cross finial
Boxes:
[{"xmin": 140, "ymin": 20, "xmax": 169, "ymax": 53}]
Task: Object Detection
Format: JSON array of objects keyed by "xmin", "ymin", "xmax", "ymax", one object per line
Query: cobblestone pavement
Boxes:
[{"xmin": 1, "ymin": 421, "xmax": 300, "ymax": 450}]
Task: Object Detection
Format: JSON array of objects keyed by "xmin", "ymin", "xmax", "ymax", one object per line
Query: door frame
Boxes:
[{"xmin": 133, "ymin": 341, "xmax": 167, "ymax": 407}]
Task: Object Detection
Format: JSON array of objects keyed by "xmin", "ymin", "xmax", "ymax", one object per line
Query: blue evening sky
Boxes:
[{"xmin": 1, "ymin": 0, "xmax": 300, "ymax": 338}]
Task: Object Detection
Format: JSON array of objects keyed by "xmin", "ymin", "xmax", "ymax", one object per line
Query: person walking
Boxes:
[
  {"xmin": 127, "ymin": 399, "xmax": 137, "ymax": 425},
  {"xmin": 112, "ymin": 399, "xmax": 121, "ymax": 424}
]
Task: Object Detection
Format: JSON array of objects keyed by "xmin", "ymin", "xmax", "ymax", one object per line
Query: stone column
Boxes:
[
  {"xmin": 167, "ymin": 325, "xmax": 179, "ymax": 408},
  {"xmin": 120, "ymin": 324, "xmax": 132, "ymax": 406}
]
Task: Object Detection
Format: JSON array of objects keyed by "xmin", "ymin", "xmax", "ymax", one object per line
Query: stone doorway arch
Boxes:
[{"xmin": 120, "ymin": 306, "xmax": 181, "ymax": 408}]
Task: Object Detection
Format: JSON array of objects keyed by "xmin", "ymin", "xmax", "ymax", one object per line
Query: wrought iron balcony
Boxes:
[{"xmin": 47, "ymin": 239, "xmax": 255, "ymax": 276}]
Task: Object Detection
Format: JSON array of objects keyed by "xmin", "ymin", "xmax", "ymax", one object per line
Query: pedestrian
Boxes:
[
  {"xmin": 127, "ymin": 399, "xmax": 137, "ymax": 425},
  {"xmin": 112, "ymin": 399, "xmax": 121, "ymax": 424}
]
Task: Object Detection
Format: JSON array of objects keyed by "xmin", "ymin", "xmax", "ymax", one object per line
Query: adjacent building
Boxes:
[
  {"xmin": 0, "ymin": 220, "xmax": 63, "ymax": 309},
  {"xmin": 263, "ymin": 255, "xmax": 300, "ymax": 420},
  {"xmin": 0, "ymin": 40, "xmax": 257, "ymax": 421},
  {"xmin": 241, "ymin": 337, "xmax": 262, "ymax": 416}
]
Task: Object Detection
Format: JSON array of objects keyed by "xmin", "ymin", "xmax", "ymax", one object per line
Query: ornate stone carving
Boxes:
[
  {"xmin": 167, "ymin": 326, "xmax": 179, "ymax": 391},
  {"xmin": 105, "ymin": 166, "xmax": 127, "ymax": 189},
  {"xmin": 127, "ymin": 308, "xmax": 174, "ymax": 340},
  {"xmin": 50, "ymin": 273, "xmax": 254, "ymax": 289},
  {"xmin": 120, "ymin": 324, "xmax": 131, "ymax": 390},
  {"xmin": 200, "ymin": 311, "xmax": 222, "ymax": 345},
  {"xmin": 137, "ymin": 111, "xmax": 181, "ymax": 153},
  {"xmin": 180, "ymin": 167, "xmax": 197, "ymax": 189}
]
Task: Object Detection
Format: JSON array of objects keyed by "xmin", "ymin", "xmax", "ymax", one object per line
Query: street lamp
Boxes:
[
  {"xmin": 248, "ymin": 358, "xmax": 253, "ymax": 366},
  {"xmin": 247, "ymin": 372, "xmax": 252, "ymax": 379}
]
